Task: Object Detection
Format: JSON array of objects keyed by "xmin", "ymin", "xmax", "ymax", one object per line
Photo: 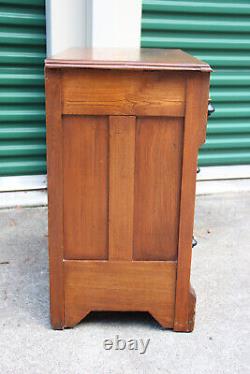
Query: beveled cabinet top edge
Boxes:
[{"xmin": 45, "ymin": 48, "xmax": 212, "ymax": 72}]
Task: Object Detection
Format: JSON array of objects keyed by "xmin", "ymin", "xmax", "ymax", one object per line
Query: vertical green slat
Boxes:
[
  {"xmin": 141, "ymin": 0, "xmax": 250, "ymax": 166},
  {"xmin": 0, "ymin": 0, "xmax": 46, "ymax": 176}
]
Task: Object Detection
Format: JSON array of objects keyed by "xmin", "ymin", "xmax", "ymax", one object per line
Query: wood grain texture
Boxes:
[
  {"xmin": 133, "ymin": 117, "xmax": 183, "ymax": 261},
  {"xmin": 109, "ymin": 116, "xmax": 135, "ymax": 260},
  {"xmin": 45, "ymin": 48, "xmax": 211, "ymax": 72},
  {"xmin": 64, "ymin": 260, "xmax": 177, "ymax": 328},
  {"xmin": 45, "ymin": 68, "xmax": 64, "ymax": 329},
  {"xmin": 174, "ymin": 72, "xmax": 210, "ymax": 332},
  {"xmin": 62, "ymin": 69, "xmax": 185, "ymax": 116},
  {"xmin": 63, "ymin": 116, "xmax": 108, "ymax": 260}
]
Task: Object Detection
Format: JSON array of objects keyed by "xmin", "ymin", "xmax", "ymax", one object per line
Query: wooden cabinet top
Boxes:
[{"xmin": 45, "ymin": 48, "xmax": 211, "ymax": 72}]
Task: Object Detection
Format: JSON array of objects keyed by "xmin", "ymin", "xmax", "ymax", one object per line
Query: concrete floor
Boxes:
[{"xmin": 0, "ymin": 193, "xmax": 249, "ymax": 374}]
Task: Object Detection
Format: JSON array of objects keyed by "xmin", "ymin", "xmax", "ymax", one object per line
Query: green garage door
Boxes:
[
  {"xmin": 0, "ymin": 0, "xmax": 46, "ymax": 176},
  {"xmin": 141, "ymin": 0, "xmax": 250, "ymax": 166}
]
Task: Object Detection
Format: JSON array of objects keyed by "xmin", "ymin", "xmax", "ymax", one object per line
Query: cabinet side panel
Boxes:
[
  {"xmin": 133, "ymin": 117, "xmax": 183, "ymax": 261},
  {"xmin": 63, "ymin": 115, "xmax": 108, "ymax": 259}
]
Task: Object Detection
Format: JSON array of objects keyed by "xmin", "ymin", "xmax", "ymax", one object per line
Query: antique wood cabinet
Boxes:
[{"xmin": 45, "ymin": 48, "xmax": 211, "ymax": 332}]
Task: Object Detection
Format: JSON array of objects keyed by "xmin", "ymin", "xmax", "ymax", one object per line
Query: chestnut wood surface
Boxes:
[
  {"xmin": 109, "ymin": 116, "xmax": 135, "ymax": 261},
  {"xmin": 45, "ymin": 48, "xmax": 210, "ymax": 331},
  {"xmin": 64, "ymin": 260, "xmax": 177, "ymax": 329},
  {"xmin": 45, "ymin": 69, "xmax": 65, "ymax": 329},
  {"xmin": 133, "ymin": 116, "xmax": 183, "ymax": 261},
  {"xmin": 46, "ymin": 48, "xmax": 211, "ymax": 72},
  {"xmin": 174, "ymin": 73, "xmax": 210, "ymax": 332},
  {"xmin": 63, "ymin": 115, "xmax": 108, "ymax": 260},
  {"xmin": 62, "ymin": 69, "xmax": 185, "ymax": 116}
]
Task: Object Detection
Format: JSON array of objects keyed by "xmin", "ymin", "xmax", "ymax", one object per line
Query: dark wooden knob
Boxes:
[
  {"xmin": 192, "ymin": 237, "xmax": 197, "ymax": 248},
  {"xmin": 208, "ymin": 100, "xmax": 215, "ymax": 116}
]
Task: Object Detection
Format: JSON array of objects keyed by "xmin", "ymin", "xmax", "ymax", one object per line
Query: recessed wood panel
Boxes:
[
  {"xmin": 62, "ymin": 69, "xmax": 185, "ymax": 116},
  {"xmin": 63, "ymin": 116, "xmax": 108, "ymax": 259},
  {"xmin": 133, "ymin": 117, "xmax": 183, "ymax": 261},
  {"xmin": 64, "ymin": 260, "xmax": 177, "ymax": 328}
]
